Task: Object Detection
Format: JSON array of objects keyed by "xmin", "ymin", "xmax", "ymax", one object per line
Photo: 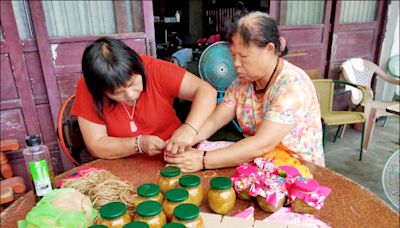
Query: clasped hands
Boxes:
[{"xmin": 138, "ymin": 124, "xmax": 204, "ymax": 172}]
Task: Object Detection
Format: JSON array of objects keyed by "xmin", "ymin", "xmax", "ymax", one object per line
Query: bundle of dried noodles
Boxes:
[{"xmin": 62, "ymin": 169, "xmax": 135, "ymax": 215}]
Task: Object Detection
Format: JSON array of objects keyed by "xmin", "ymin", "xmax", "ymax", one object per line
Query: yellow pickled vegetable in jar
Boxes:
[
  {"xmin": 171, "ymin": 203, "xmax": 204, "ymax": 228},
  {"xmin": 97, "ymin": 201, "xmax": 131, "ymax": 228},
  {"xmin": 159, "ymin": 166, "xmax": 182, "ymax": 194},
  {"xmin": 207, "ymin": 177, "xmax": 236, "ymax": 215},
  {"xmin": 134, "ymin": 183, "xmax": 164, "ymax": 206},
  {"xmin": 163, "ymin": 188, "xmax": 189, "ymax": 221},
  {"xmin": 179, "ymin": 174, "xmax": 203, "ymax": 206},
  {"xmin": 134, "ymin": 201, "xmax": 167, "ymax": 228}
]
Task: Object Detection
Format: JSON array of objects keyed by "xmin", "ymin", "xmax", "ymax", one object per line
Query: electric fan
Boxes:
[
  {"xmin": 382, "ymin": 150, "xmax": 399, "ymax": 210},
  {"xmin": 198, "ymin": 41, "xmax": 238, "ymax": 102},
  {"xmin": 198, "ymin": 41, "xmax": 241, "ymax": 132}
]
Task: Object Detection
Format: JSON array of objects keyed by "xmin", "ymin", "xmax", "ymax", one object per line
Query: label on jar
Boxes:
[{"xmin": 29, "ymin": 160, "xmax": 53, "ymax": 196}]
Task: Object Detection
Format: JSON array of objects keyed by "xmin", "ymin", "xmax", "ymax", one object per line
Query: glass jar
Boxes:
[
  {"xmin": 207, "ymin": 177, "xmax": 236, "ymax": 215},
  {"xmin": 123, "ymin": 221, "xmax": 150, "ymax": 228},
  {"xmin": 179, "ymin": 174, "xmax": 203, "ymax": 206},
  {"xmin": 134, "ymin": 201, "xmax": 167, "ymax": 228},
  {"xmin": 159, "ymin": 166, "xmax": 182, "ymax": 194},
  {"xmin": 89, "ymin": 225, "xmax": 108, "ymax": 228},
  {"xmin": 237, "ymin": 189, "xmax": 252, "ymax": 201},
  {"xmin": 171, "ymin": 203, "xmax": 204, "ymax": 228},
  {"xmin": 256, "ymin": 195, "xmax": 286, "ymax": 213},
  {"xmin": 97, "ymin": 202, "xmax": 131, "ymax": 228},
  {"xmin": 162, "ymin": 223, "xmax": 186, "ymax": 228},
  {"xmin": 134, "ymin": 183, "xmax": 164, "ymax": 206},
  {"xmin": 163, "ymin": 188, "xmax": 189, "ymax": 221}
]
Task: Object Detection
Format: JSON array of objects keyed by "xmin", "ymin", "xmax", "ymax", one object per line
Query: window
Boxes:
[
  {"xmin": 340, "ymin": 0, "xmax": 378, "ymax": 24},
  {"xmin": 41, "ymin": 0, "xmax": 144, "ymax": 37},
  {"xmin": 280, "ymin": 0, "xmax": 324, "ymax": 25},
  {"xmin": 11, "ymin": 0, "xmax": 35, "ymax": 40}
]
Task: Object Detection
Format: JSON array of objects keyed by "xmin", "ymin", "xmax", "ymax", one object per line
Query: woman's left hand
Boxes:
[
  {"xmin": 164, "ymin": 148, "xmax": 204, "ymax": 172},
  {"xmin": 166, "ymin": 124, "xmax": 197, "ymax": 154}
]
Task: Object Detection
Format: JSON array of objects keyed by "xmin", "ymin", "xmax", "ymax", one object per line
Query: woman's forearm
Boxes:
[
  {"xmin": 204, "ymin": 136, "xmax": 278, "ymax": 169},
  {"xmin": 87, "ymin": 136, "xmax": 137, "ymax": 159},
  {"xmin": 184, "ymin": 83, "xmax": 217, "ymax": 131}
]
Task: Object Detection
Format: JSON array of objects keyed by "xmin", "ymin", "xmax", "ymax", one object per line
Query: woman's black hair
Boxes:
[
  {"xmin": 226, "ymin": 11, "xmax": 288, "ymax": 57},
  {"xmin": 81, "ymin": 37, "xmax": 146, "ymax": 119}
]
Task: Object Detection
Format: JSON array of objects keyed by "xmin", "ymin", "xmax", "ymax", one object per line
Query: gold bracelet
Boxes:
[{"xmin": 183, "ymin": 122, "xmax": 198, "ymax": 135}]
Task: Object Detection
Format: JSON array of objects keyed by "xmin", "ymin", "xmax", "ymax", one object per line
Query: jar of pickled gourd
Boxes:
[
  {"xmin": 171, "ymin": 203, "xmax": 204, "ymax": 228},
  {"xmin": 97, "ymin": 202, "xmax": 131, "ymax": 228},
  {"xmin": 162, "ymin": 223, "xmax": 186, "ymax": 228},
  {"xmin": 163, "ymin": 188, "xmax": 189, "ymax": 221},
  {"xmin": 123, "ymin": 221, "xmax": 149, "ymax": 228},
  {"xmin": 135, "ymin": 183, "xmax": 164, "ymax": 206},
  {"xmin": 159, "ymin": 166, "xmax": 182, "ymax": 194},
  {"xmin": 134, "ymin": 201, "xmax": 167, "ymax": 228},
  {"xmin": 179, "ymin": 174, "xmax": 203, "ymax": 206},
  {"xmin": 207, "ymin": 177, "xmax": 236, "ymax": 215}
]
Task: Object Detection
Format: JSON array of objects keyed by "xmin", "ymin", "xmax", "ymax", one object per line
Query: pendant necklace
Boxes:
[{"xmin": 122, "ymin": 102, "xmax": 137, "ymax": 132}]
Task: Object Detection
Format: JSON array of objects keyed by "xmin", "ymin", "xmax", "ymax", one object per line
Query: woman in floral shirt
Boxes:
[{"xmin": 166, "ymin": 11, "xmax": 324, "ymax": 172}]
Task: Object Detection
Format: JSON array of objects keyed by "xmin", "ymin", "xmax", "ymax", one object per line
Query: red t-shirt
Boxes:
[{"xmin": 70, "ymin": 55, "xmax": 186, "ymax": 140}]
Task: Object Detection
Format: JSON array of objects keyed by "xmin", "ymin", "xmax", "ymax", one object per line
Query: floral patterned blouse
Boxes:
[{"xmin": 223, "ymin": 60, "xmax": 325, "ymax": 166}]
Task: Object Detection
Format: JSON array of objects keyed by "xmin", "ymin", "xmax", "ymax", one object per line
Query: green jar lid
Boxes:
[
  {"xmin": 123, "ymin": 221, "xmax": 150, "ymax": 228},
  {"xmin": 136, "ymin": 201, "xmax": 163, "ymax": 217},
  {"xmin": 165, "ymin": 188, "xmax": 188, "ymax": 202},
  {"xmin": 88, "ymin": 225, "xmax": 108, "ymax": 228},
  {"xmin": 173, "ymin": 203, "xmax": 200, "ymax": 221},
  {"xmin": 137, "ymin": 183, "xmax": 161, "ymax": 197},
  {"xmin": 179, "ymin": 174, "xmax": 200, "ymax": 187},
  {"xmin": 162, "ymin": 223, "xmax": 186, "ymax": 228},
  {"xmin": 160, "ymin": 166, "xmax": 181, "ymax": 177},
  {"xmin": 99, "ymin": 201, "xmax": 127, "ymax": 219},
  {"xmin": 210, "ymin": 176, "xmax": 232, "ymax": 190}
]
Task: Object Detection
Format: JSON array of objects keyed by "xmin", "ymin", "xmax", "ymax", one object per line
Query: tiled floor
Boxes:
[{"xmin": 323, "ymin": 115, "xmax": 399, "ymax": 211}]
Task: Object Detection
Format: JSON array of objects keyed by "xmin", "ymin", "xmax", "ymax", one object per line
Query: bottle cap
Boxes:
[
  {"xmin": 179, "ymin": 174, "xmax": 200, "ymax": 188},
  {"xmin": 137, "ymin": 183, "xmax": 161, "ymax": 197},
  {"xmin": 173, "ymin": 203, "xmax": 199, "ymax": 221},
  {"xmin": 210, "ymin": 176, "xmax": 232, "ymax": 190},
  {"xmin": 99, "ymin": 201, "xmax": 127, "ymax": 219},
  {"xmin": 165, "ymin": 188, "xmax": 188, "ymax": 202},
  {"xmin": 162, "ymin": 223, "xmax": 186, "ymax": 228},
  {"xmin": 136, "ymin": 201, "xmax": 162, "ymax": 217},
  {"xmin": 25, "ymin": 135, "xmax": 41, "ymax": 146},
  {"xmin": 123, "ymin": 221, "xmax": 149, "ymax": 228},
  {"xmin": 89, "ymin": 225, "xmax": 108, "ymax": 228},
  {"xmin": 160, "ymin": 166, "xmax": 181, "ymax": 177}
]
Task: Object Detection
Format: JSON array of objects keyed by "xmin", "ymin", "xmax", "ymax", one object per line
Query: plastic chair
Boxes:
[
  {"xmin": 312, "ymin": 79, "xmax": 366, "ymax": 160},
  {"xmin": 57, "ymin": 94, "xmax": 95, "ymax": 166},
  {"xmin": 341, "ymin": 58, "xmax": 400, "ymax": 153}
]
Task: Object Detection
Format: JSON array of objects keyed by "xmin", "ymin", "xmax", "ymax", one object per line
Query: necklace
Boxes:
[
  {"xmin": 122, "ymin": 102, "xmax": 137, "ymax": 132},
  {"xmin": 254, "ymin": 57, "xmax": 280, "ymax": 93}
]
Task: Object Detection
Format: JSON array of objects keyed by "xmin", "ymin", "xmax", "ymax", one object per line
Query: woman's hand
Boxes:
[
  {"xmin": 166, "ymin": 124, "xmax": 197, "ymax": 154},
  {"xmin": 140, "ymin": 135, "xmax": 166, "ymax": 156},
  {"xmin": 164, "ymin": 148, "xmax": 204, "ymax": 172}
]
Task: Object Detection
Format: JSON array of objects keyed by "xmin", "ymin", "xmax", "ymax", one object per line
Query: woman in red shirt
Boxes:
[{"xmin": 71, "ymin": 37, "xmax": 216, "ymax": 159}]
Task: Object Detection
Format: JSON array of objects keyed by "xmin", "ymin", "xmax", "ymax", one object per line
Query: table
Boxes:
[{"xmin": 1, "ymin": 155, "xmax": 399, "ymax": 227}]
